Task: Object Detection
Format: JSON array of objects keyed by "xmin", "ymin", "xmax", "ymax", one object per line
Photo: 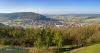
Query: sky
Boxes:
[{"xmin": 0, "ymin": 0, "xmax": 100, "ymax": 14}]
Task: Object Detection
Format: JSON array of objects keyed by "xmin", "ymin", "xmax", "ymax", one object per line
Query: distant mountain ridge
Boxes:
[
  {"xmin": 0, "ymin": 12, "xmax": 54, "ymax": 21},
  {"xmin": 46, "ymin": 14, "xmax": 100, "ymax": 16}
]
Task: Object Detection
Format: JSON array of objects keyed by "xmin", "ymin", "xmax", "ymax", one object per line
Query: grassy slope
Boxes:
[
  {"xmin": 0, "ymin": 43, "xmax": 100, "ymax": 53},
  {"xmin": 84, "ymin": 18, "xmax": 100, "ymax": 23},
  {"xmin": 68, "ymin": 43, "xmax": 100, "ymax": 53}
]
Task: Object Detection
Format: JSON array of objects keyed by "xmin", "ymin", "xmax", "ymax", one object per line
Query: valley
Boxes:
[{"xmin": 0, "ymin": 12, "xmax": 100, "ymax": 28}]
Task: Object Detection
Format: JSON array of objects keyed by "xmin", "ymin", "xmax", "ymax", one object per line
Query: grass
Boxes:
[
  {"xmin": 1, "ymin": 43, "xmax": 100, "ymax": 53},
  {"xmin": 68, "ymin": 43, "xmax": 100, "ymax": 53},
  {"xmin": 84, "ymin": 18, "xmax": 100, "ymax": 23}
]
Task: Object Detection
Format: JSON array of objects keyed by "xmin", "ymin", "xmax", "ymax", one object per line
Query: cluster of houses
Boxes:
[{"xmin": 0, "ymin": 20, "xmax": 96, "ymax": 28}]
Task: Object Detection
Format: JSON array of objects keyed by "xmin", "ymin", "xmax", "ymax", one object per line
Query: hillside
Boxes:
[
  {"xmin": 0, "ymin": 23, "xmax": 4, "ymax": 26},
  {"xmin": 0, "ymin": 12, "xmax": 53, "ymax": 21},
  {"xmin": 48, "ymin": 14, "xmax": 100, "ymax": 23},
  {"xmin": 69, "ymin": 43, "xmax": 100, "ymax": 53}
]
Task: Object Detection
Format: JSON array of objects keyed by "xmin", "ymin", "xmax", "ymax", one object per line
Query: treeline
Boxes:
[{"xmin": 0, "ymin": 25, "xmax": 100, "ymax": 48}]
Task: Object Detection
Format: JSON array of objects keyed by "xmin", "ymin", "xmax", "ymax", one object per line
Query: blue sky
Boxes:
[{"xmin": 0, "ymin": 0, "xmax": 100, "ymax": 14}]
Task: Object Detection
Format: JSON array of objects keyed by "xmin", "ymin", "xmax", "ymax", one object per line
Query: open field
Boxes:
[
  {"xmin": 84, "ymin": 18, "xmax": 100, "ymax": 23},
  {"xmin": 68, "ymin": 43, "xmax": 100, "ymax": 53}
]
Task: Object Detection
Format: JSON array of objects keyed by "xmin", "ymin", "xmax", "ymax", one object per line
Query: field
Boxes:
[
  {"xmin": 68, "ymin": 43, "xmax": 100, "ymax": 53},
  {"xmin": 84, "ymin": 18, "xmax": 100, "ymax": 23}
]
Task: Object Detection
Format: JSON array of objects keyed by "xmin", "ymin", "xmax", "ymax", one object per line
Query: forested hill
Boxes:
[
  {"xmin": 0, "ymin": 23, "xmax": 4, "ymax": 26},
  {"xmin": 0, "ymin": 12, "xmax": 54, "ymax": 21}
]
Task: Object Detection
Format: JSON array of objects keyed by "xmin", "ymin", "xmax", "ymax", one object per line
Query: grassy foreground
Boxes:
[{"xmin": 68, "ymin": 43, "xmax": 100, "ymax": 53}]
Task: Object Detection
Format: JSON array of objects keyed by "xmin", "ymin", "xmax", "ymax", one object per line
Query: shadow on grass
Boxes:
[{"xmin": 53, "ymin": 45, "xmax": 90, "ymax": 53}]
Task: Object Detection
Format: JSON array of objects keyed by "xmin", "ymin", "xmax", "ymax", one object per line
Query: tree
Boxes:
[
  {"xmin": 34, "ymin": 37, "xmax": 43, "ymax": 48},
  {"xmin": 53, "ymin": 31, "xmax": 63, "ymax": 48}
]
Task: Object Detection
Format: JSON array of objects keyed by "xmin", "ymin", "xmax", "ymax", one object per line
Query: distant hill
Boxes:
[
  {"xmin": 0, "ymin": 12, "xmax": 54, "ymax": 21},
  {"xmin": 46, "ymin": 14, "xmax": 100, "ymax": 16},
  {"xmin": 0, "ymin": 23, "xmax": 5, "ymax": 26}
]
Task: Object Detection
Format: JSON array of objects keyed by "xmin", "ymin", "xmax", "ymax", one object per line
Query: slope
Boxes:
[{"xmin": 69, "ymin": 43, "xmax": 100, "ymax": 53}]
